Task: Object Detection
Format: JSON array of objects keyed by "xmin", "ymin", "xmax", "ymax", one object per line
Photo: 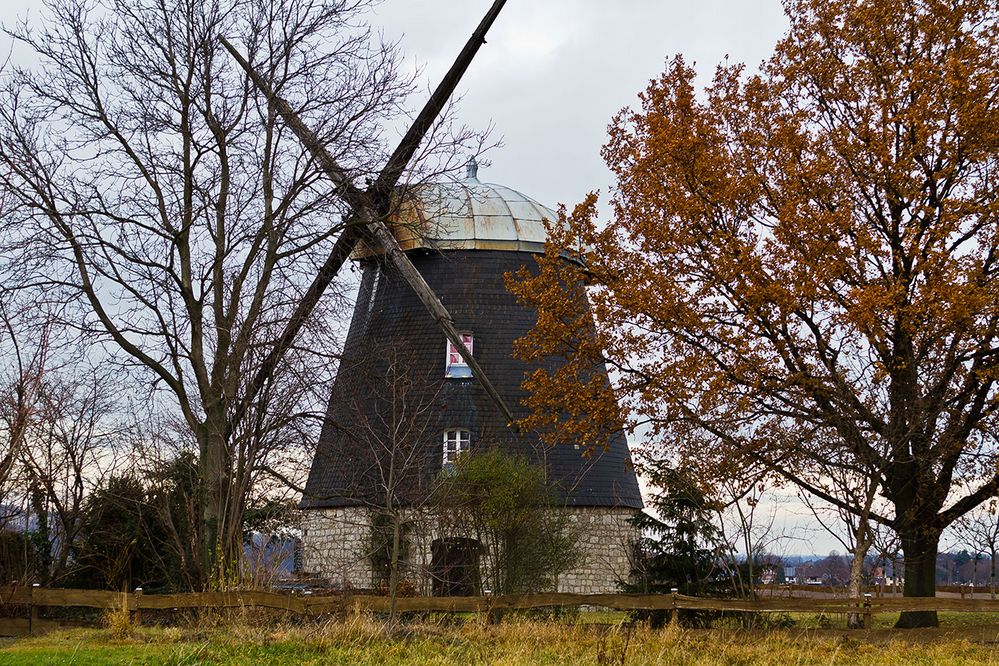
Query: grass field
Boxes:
[{"xmin": 4, "ymin": 613, "xmax": 999, "ymax": 665}]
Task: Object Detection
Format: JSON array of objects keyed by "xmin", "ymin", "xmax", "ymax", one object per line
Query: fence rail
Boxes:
[{"xmin": 3, "ymin": 585, "xmax": 999, "ymax": 636}]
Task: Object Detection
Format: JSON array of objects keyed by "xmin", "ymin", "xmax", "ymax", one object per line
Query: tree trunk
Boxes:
[
  {"xmin": 895, "ymin": 529, "xmax": 940, "ymax": 628},
  {"xmin": 846, "ymin": 542, "xmax": 870, "ymax": 629},
  {"xmin": 990, "ymin": 549, "xmax": 996, "ymax": 600},
  {"xmin": 198, "ymin": 415, "xmax": 233, "ymax": 590},
  {"xmin": 389, "ymin": 510, "xmax": 402, "ymax": 624},
  {"xmin": 29, "ymin": 486, "xmax": 51, "ymax": 585}
]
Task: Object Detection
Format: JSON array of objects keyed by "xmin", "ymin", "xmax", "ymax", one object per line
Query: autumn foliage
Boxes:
[{"xmin": 509, "ymin": 0, "xmax": 999, "ymax": 627}]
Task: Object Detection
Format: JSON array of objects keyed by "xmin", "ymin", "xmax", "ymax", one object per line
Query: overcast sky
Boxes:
[
  {"xmin": 0, "ymin": 0, "xmax": 789, "ymax": 208},
  {"xmin": 371, "ymin": 1, "xmax": 789, "ymax": 208},
  {"xmin": 0, "ymin": 1, "xmax": 853, "ymax": 555}
]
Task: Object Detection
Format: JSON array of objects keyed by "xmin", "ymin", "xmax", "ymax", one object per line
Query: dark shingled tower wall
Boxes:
[{"xmin": 301, "ymin": 249, "xmax": 643, "ymax": 510}]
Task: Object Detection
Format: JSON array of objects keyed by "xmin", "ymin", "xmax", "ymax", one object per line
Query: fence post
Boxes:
[
  {"xmin": 484, "ymin": 589, "xmax": 504, "ymax": 625},
  {"xmin": 670, "ymin": 587, "xmax": 679, "ymax": 625},
  {"xmin": 863, "ymin": 593, "xmax": 872, "ymax": 630},
  {"xmin": 132, "ymin": 587, "xmax": 143, "ymax": 627},
  {"xmin": 29, "ymin": 583, "xmax": 39, "ymax": 635}
]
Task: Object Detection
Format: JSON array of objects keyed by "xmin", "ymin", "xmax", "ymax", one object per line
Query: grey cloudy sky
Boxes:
[
  {"xmin": 0, "ymin": 1, "xmax": 789, "ymax": 205},
  {"xmin": 0, "ymin": 1, "xmax": 843, "ymax": 554},
  {"xmin": 371, "ymin": 1, "xmax": 789, "ymax": 208}
]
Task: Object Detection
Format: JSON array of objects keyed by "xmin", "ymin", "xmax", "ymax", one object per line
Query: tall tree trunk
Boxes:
[
  {"xmin": 846, "ymin": 540, "xmax": 871, "ymax": 629},
  {"xmin": 895, "ymin": 529, "xmax": 940, "ymax": 628},
  {"xmin": 198, "ymin": 414, "xmax": 233, "ymax": 590}
]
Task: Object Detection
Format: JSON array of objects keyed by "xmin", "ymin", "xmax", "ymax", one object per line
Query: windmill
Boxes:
[{"xmin": 223, "ymin": 1, "xmax": 641, "ymax": 595}]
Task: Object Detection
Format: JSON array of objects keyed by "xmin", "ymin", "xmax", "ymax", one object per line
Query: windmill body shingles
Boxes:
[{"xmin": 301, "ymin": 248, "xmax": 643, "ymax": 510}]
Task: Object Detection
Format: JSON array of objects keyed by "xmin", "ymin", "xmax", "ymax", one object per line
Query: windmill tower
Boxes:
[{"xmin": 299, "ymin": 161, "xmax": 643, "ymax": 594}]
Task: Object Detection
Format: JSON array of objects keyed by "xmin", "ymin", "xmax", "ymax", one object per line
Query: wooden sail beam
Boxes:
[
  {"xmin": 367, "ymin": 0, "xmax": 508, "ymax": 204},
  {"xmin": 221, "ymin": 0, "xmax": 515, "ymax": 426}
]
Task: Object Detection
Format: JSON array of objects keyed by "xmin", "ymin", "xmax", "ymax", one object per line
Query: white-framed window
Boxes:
[
  {"xmin": 442, "ymin": 429, "xmax": 471, "ymax": 467},
  {"xmin": 445, "ymin": 333, "xmax": 474, "ymax": 378}
]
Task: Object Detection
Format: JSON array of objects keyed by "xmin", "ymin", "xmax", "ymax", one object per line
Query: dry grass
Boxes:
[
  {"xmin": 3, "ymin": 613, "xmax": 999, "ymax": 664},
  {"xmin": 100, "ymin": 592, "xmax": 133, "ymax": 640}
]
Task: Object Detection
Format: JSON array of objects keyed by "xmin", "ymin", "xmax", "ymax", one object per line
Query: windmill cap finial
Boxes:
[{"xmin": 465, "ymin": 157, "xmax": 479, "ymax": 181}]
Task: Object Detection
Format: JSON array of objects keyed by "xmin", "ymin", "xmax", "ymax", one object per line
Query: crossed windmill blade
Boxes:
[{"xmin": 221, "ymin": 0, "xmax": 515, "ymax": 429}]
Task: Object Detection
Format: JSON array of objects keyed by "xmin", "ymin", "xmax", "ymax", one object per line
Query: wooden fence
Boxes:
[
  {"xmin": 3, "ymin": 585, "xmax": 999, "ymax": 636},
  {"xmin": 769, "ymin": 583, "xmax": 992, "ymax": 597}
]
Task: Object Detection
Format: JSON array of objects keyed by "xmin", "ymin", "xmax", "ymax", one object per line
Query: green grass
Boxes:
[
  {"xmin": 773, "ymin": 610, "xmax": 999, "ymax": 630},
  {"xmin": 4, "ymin": 616, "xmax": 999, "ymax": 665}
]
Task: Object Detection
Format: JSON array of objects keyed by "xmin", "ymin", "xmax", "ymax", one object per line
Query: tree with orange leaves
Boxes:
[{"xmin": 509, "ymin": 0, "xmax": 999, "ymax": 628}]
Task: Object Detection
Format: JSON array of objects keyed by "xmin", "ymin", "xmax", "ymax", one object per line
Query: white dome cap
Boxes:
[{"xmin": 354, "ymin": 159, "xmax": 559, "ymax": 258}]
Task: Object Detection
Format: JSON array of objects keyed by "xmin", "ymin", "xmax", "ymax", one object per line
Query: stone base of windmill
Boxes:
[{"xmin": 300, "ymin": 506, "xmax": 638, "ymax": 595}]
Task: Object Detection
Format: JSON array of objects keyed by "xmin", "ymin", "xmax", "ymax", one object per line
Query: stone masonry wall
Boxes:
[
  {"xmin": 301, "ymin": 507, "xmax": 374, "ymax": 589},
  {"xmin": 302, "ymin": 506, "xmax": 639, "ymax": 594},
  {"xmin": 557, "ymin": 507, "xmax": 638, "ymax": 594}
]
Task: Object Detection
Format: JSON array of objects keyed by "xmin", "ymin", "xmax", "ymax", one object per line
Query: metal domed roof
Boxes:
[{"xmin": 354, "ymin": 159, "xmax": 559, "ymax": 258}]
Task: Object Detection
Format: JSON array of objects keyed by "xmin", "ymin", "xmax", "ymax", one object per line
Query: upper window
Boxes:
[
  {"xmin": 445, "ymin": 333, "xmax": 474, "ymax": 378},
  {"xmin": 442, "ymin": 429, "xmax": 471, "ymax": 468}
]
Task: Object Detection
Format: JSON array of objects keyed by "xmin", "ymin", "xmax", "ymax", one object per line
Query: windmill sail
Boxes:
[{"xmin": 220, "ymin": 0, "xmax": 514, "ymax": 428}]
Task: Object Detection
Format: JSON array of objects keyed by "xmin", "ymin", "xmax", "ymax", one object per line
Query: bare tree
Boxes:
[
  {"xmin": 798, "ymin": 445, "xmax": 887, "ymax": 627},
  {"xmin": 0, "ymin": 299, "xmax": 48, "ymax": 529},
  {"xmin": 343, "ymin": 340, "xmax": 444, "ymax": 621},
  {"xmin": 0, "ymin": 0, "xmax": 482, "ymax": 586},
  {"xmin": 871, "ymin": 524, "xmax": 902, "ymax": 597},
  {"xmin": 0, "ymin": 294, "xmax": 132, "ymax": 583},
  {"xmin": 18, "ymin": 362, "xmax": 126, "ymax": 584},
  {"xmin": 950, "ymin": 500, "xmax": 999, "ymax": 599},
  {"xmin": 713, "ymin": 471, "xmax": 785, "ymax": 600}
]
